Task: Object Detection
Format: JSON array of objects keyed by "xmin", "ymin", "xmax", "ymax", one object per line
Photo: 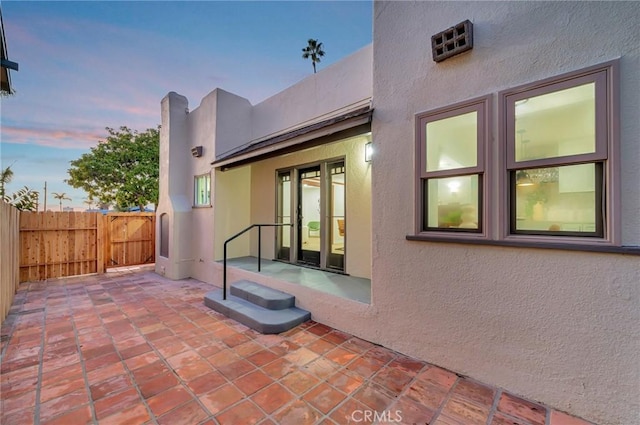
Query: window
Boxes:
[
  {"xmin": 416, "ymin": 95, "xmax": 490, "ymax": 235},
  {"xmin": 501, "ymin": 61, "xmax": 616, "ymax": 241},
  {"xmin": 194, "ymin": 173, "xmax": 211, "ymax": 207},
  {"xmin": 410, "ymin": 60, "xmax": 621, "ymax": 250}
]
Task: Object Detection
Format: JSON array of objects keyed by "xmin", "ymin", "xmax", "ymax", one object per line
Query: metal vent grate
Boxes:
[{"xmin": 431, "ymin": 20, "xmax": 473, "ymax": 63}]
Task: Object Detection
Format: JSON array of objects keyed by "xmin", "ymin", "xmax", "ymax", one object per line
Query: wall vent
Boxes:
[{"xmin": 431, "ymin": 20, "xmax": 473, "ymax": 63}]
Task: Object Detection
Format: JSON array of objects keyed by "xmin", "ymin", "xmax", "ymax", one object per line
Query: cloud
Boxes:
[{"xmin": 1, "ymin": 126, "xmax": 106, "ymax": 149}]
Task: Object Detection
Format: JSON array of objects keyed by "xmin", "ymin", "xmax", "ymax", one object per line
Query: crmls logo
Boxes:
[{"xmin": 351, "ymin": 409, "xmax": 403, "ymax": 423}]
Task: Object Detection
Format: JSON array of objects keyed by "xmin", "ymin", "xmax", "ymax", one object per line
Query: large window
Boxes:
[
  {"xmin": 194, "ymin": 173, "xmax": 211, "ymax": 207},
  {"xmin": 416, "ymin": 96, "xmax": 490, "ymax": 236},
  {"xmin": 501, "ymin": 62, "xmax": 614, "ymax": 240},
  {"xmin": 412, "ymin": 60, "xmax": 619, "ymax": 249}
]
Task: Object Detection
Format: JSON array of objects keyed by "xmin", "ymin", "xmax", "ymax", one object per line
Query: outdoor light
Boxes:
[{"xmin": 365, "ymin": 142, "xmax": 373, "ymax": 162}]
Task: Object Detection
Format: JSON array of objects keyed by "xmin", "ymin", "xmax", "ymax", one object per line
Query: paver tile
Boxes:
[
  {"xmin": 273, "ymin": 399, "xmax": 322, "ymax": 425},
  {"xmin": 200, "ymin": 383, "xmax": 244, "ymax": 415},
  {"xmin": 498, "ymin": 392, "xmax": 547, "ymax": 425},
  {"xmin": 251, "ymin": 383, "xmax": 295, "ymax": 414},
  {"xmin": 147, "ymin": 385, "xmax": 193, "ymax": 417},
  {"xmin": 0, "ymin": 269, "xmax": 598, "ymax": 425},
  {"xmin": 216, "ymin": 399, "xmax": 265, "ymax": 425}
]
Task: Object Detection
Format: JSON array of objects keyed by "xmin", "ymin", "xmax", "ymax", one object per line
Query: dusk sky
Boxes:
[{"xmin": 0, "ymin": 0, "xmax": 372, "ymax": 210}]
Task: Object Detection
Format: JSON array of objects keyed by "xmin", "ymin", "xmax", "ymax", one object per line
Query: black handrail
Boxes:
[{"xmin": 223, "ymin": 223, "xmax": 293, "ymax": 300}]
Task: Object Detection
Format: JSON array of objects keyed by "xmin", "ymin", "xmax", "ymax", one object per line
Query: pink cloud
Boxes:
[{"xmin": 1, "ymin": 126, "xmax": 106, "ymax": 149}]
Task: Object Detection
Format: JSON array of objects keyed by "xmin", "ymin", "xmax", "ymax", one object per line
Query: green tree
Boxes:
[
  {"xmin": 66, "ymin": 126, "xmax": 159, "ymax": 211},
  {"xmin": 1, "ymin": 166, "xmax": 38, "ymax": 211},
  {"xmin": 302, "ymin": 38, "xmax": 325, "ymax": 74},
  {"xmin": 52, "ymin": 192, "xmax": 71, "ymax": 211},
  {"xmin": 0, "ymin": 165, "xmax": 14, "ymax": 198}
]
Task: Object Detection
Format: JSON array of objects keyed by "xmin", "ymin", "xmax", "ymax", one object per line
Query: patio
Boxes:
[
  {"xmin": 224, "ymin": 257, "xmax": 371, "ymax": 304},
  {"xmin": 1, "ymin": 268, "xmax": 593, "ymax": 425}
]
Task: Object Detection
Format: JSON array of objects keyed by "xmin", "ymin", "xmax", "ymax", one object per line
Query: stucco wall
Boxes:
[
  {"xmin": 185, "ymin": 91, "xmax": 218, "ymax": 283},
  {"xmin": 213, "ymin": 89, "xmax": 252, "ymax": 159},
  {"xmin": 213, "ymin": 166, "xmax": 251, "ymax": 262},
  {"xmin": 370, "ymin": 2, "xmax": 640, "ymax": 424},
  {"xmin": 249, "ymin": 133, "xmax": 372, "ymax": 279},
  {"xmin": 250, "ymin": 45, "xmax": 372, "ymax": 144},
  {"xmin": 159, "ymin": 44, "xmax": 373, "ymax": 281},
  {"xmin": 156, "ymin": 92, "xmax": 193, "ymax": 279}
]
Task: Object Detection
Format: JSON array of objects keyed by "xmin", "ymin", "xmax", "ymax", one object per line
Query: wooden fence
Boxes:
[
  {"xmin": 1, "ymin": 202, "xmax": 20, "ymax": 326},
  {"xmin": 19, "ymin": 212, "xmax": 155, "ymax": 282},
  {"xmin": 20, "ymin": 211, "xmax": 101, "ymax": 281},
  {"xmin": 103, "ymin": 213, "xmax": 156, "ymax": 269}
]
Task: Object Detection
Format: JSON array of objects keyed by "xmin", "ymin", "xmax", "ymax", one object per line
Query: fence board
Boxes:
[
  {"xmin": 106, "ymin": 213, "xmax": 156, "ymax": 269},
  {"xmin": 1, "ymin": 202, "xmax": 20, "ymax": 325},
  {"xmin": 17, "ymin": 211, "xmax": 155, "ymax": 282},
  {"xmin": 18, "ymin": 211, "xmax": 95, "ymax": 281}
]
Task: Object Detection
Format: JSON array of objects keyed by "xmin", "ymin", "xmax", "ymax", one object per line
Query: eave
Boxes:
[{"xmin": 212, "ymin": 105, "xmax": 373, "ymax": 171}]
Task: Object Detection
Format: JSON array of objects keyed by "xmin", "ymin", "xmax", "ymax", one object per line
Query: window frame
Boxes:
[
  {"xmin": 498, "ymin": 60, "xmax": 620, "ymax": 246},
  {"xmin": 193, "ymin": 173, "xmax": 211, "ymax": 207},
  {"xmin": 414, "ymin": 94, "xmax": 492, "ymax": 238}
]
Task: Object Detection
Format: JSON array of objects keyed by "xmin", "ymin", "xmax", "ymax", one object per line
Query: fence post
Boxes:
[{"xmin": 96, "ymin": 212, "xmax": 105, "ymax": 274}]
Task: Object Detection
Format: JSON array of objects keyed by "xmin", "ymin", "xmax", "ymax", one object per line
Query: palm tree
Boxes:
[
  {"xmin": 52, "ymin": 192, "xmax": 71, "ymax": 211},
  {"xmin": 0, "ymin": 166, "xmax": 14, "ymax": 197},
  {"xmin": 302, "ymin": 39, "xmax": 325, "ymax": 74},
  {"xmin": 83, "ymin": 198, "xmax": 94, "ymax": 211}
]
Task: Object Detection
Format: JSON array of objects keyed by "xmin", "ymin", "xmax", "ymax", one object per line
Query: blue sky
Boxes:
[{"xmin": 0, "ymin": 0, "xmax": 372, "ymax": 210}]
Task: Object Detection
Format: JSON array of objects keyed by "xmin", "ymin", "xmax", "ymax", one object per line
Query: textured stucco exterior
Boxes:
[
  {"xmin": 157, "ymin": 4, "xmax": 639, "ymax": 423},
  {"xmin": 157, "ymin": 45, "xmax": 373, "ymax": 283},
  {"xmin": 369, "ymin": 2, "xmax": 639, "ymax": 424},
  {"xmin": 247, "ymin": 134, "xmax": 372, "ymax": 279}
]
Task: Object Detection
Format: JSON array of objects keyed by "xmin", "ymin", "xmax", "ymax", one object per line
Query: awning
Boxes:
[{"xmin": 212, "ymin": 105, "xmax": 373, "ymax": 170}]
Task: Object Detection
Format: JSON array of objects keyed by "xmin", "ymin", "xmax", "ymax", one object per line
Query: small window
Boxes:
[
  {"xmin": 194, "ymin": 173, "xmax": 211, "ymax": 207},
  {"xmin": 502, "ymin": 62, "xmax": 615, "ymax": 239},
  {"xmin": 416, "ymin": 95, "xmax": 490, "ymax": 235}
]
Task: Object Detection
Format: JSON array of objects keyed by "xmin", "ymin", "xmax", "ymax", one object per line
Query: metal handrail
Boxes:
[{"xmin": 223, "ymin": 223, "xmax": 293, "ymax": 300}]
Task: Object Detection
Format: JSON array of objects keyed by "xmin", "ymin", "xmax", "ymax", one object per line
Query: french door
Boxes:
[{"xmin": 276, "ymin": 160, "xmax": 345, "ymax": 272}]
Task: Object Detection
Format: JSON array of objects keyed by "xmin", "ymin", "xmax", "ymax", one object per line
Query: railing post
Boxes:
[
  {"xmin": 222, "ymin": 223, "xmax": 290, "ymax": 298},
  {"xmin": 223, "ymin": 242, "xmax": 227, "ymax": 300},
  {"xmin": 258, "ymin": 226, "xmax": 262, "ymax": 272}
]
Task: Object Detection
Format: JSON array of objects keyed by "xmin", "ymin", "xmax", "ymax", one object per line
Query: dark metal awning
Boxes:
[{"xmin": 212, "ymin": 105, "xmax": 373, "ymax": 170}]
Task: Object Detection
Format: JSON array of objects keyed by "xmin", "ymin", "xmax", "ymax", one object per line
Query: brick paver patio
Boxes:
[{"xmin": 1, "ymin": 268, "xmax": 594, "ymax": 425}]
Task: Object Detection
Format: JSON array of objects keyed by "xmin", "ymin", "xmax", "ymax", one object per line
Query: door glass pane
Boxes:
[
  {"xmin": 514, "ymin": 164, "xmax": 598, "ymax": 233},
  {"xmin": 328, "ymin": 162, "xmax": 345, "ymax": 270},
  {"xmin": 425, "ymin": 174, "xmax": 480, "ymax": 230},
  {"xmin": 276, "ymin": 172, "xmax": 290, "ymax": 260},
  {"xmin": 515, "ymin": 82, "xmax": 595, "ymax": 162},
  {"xmin": 300, "ymin": 167, "xmax": 321, "ymax": 266},
  {"xmin": 426, "ymin": 111, "xmax": 477, "ymax": 172}
]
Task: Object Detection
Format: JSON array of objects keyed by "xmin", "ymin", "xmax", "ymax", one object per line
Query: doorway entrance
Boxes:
[{"xmin": 276, "ymin": 160, "xmax": 345, "ymax": 272}]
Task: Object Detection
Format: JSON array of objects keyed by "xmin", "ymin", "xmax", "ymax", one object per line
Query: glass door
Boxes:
[
  {"xmin": 298, "ymin": 166, "xmax": 322, "ymax": 267},
  {"xmin": 327, "ymin": 161, "xmax": 345, "ymax": 271},
  {"xmin": 276, "ymin": 171, "xmax": 291, "ymax": 261}
]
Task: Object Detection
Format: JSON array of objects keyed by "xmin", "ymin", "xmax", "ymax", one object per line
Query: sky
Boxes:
[{"xmin": 0, "ymin": 0, "xmax": 372, "ymax": 210}]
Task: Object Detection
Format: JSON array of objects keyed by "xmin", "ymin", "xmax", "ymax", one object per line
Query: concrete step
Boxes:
[
  {"xmin": 230, "ymin": 280, "xmax": 295, "ymax": 310},
  {"xmin": 204, "ymin": 288, "xmax": 310, "ymax": 334}
]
